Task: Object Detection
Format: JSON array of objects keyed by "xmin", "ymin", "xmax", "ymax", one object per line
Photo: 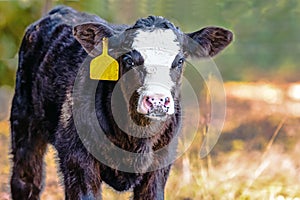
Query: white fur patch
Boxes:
[
  {"xmin": 132, "ymin": 29, "xmax": 180, "ymax": 115},
  {"xmin": 132, "ymin": 29, "xmax": 180, "ymax": 90},
  {"xmin": 132, "ymin": 29, "xmax": 180, "ymax": 69}
]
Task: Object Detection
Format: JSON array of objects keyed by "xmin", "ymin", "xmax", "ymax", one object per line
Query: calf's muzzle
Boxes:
[{"xmin": 137, "ymin": 89, "xmax": 175, "ymax": 119}]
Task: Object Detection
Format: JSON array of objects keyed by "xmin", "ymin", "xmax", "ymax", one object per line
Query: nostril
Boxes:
[
  {"xmin": 145, "ymin": 96, "xmax": 153, "ymax": 108},
  {"xmin": 164, "ymin": 97, "xmax": 170, "ymax": 106}
]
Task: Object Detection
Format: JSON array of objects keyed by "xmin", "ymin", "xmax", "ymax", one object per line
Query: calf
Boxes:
[{"xmin": 10, "ymin": 6, "xmax": 232, "ymax": 200}]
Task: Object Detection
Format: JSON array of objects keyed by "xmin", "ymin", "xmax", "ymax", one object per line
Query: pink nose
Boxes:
[{"xmin": 141, "ymin": 95, "xmax": 171, "ymax": 114}]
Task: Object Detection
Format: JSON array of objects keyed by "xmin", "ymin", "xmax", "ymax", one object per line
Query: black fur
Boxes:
[
  {"xmin": 10, "ymin": 6, "xmax": 233, "ymax": 200},
  {"xmin": 10, "ymin": 6, "xmax": 179, "ymax": 200},
  {"xmin": 130, "ymin": 16, "xmax": 178, "ymax": 30}
]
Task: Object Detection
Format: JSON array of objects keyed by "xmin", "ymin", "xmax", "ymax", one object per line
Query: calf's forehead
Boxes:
[{"xmin": 131, "ymin": 29, "xmax": 181, "ymax": 67}]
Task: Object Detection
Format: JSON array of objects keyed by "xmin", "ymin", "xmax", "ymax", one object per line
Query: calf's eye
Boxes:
[
  {"xmin": 178, "ymin": 58, "xmax": 184, "ymax": 65},
  {"xmin": 171, "ymin": 57, "xmax": 185, "ymax": 69},
  {"xmin": 123, "ymin": 56, "xmax": 135, "ymax": 68},
  {"xmin": 175, "ymin": 58, "xmax": 185, "ymax": 69}
]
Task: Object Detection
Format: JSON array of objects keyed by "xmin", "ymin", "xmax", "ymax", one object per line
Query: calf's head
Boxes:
[{"xmin": 73, "ymin": 16, "xmax": 233, "ymax": 121}]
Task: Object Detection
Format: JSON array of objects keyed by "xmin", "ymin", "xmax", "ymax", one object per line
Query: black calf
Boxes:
[{"xmin": 10, "ymin": 6, "xmax": 232, "ymax": 200}]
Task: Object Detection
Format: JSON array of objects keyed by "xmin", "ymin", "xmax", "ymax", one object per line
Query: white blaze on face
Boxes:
[{"xmin": 132, "ymin": 28, "xmax": 180, "ymax": 115}]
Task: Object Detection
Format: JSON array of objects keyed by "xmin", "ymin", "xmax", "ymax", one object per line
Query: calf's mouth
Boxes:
[{"xmin": 135, "ymin": 84, "xmax": 175, "ymax": 120}]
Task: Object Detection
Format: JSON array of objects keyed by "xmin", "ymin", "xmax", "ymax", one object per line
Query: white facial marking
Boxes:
[
  {"xmin": 132, "ymin": 29, "xmax": 180, "ymax": 69},
  {"xmin": 132, "ymin": 29, "xmax": 180, "ymax": 116}
]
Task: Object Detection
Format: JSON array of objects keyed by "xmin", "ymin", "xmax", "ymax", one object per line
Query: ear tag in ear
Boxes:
[{"xmin": 90, "ymin": 37, "xmax": 119, "ymax": 81}]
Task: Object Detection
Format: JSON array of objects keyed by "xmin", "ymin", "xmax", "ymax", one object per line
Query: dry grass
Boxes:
[{"xmin": 1, "ymin": 82, "xmax": 300, "ymax": 200}]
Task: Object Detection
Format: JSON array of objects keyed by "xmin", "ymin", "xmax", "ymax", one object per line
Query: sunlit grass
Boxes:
[{"xmin": 165, "ymin": 145, "xmax": 300, "ymax": 200}]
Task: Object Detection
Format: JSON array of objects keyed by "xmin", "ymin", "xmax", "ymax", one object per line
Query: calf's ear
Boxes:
[
  {"xmin": 73, "ymin": 23, "xmax": 114, "ymax": 57},
  {"xmin": 185, "ymin": 27, "xmax": 233, "ymax": 58}
]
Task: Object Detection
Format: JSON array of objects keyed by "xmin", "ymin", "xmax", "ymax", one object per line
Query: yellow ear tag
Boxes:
[{"xmin": 90, "ymin": 37, "xmax": 119, "ymax": 81}]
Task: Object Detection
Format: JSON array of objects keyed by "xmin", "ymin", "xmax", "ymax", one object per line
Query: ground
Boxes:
[{"xmin": 1, "ymin": 82, "xmax": 300, "ymax": 200}]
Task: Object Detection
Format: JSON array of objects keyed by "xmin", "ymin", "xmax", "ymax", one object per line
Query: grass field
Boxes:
[{"xmin": 1, "ymin": 82, "xmax": 300, "ymax": 200}]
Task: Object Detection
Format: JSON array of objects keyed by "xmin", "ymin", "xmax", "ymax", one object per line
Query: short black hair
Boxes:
[{"xmin": 130, "ymin": 16, "xmax": 178, "ymax": 30}]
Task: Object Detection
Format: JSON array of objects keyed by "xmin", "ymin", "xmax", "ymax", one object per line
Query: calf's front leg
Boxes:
[{"xmin": 133, "ymin": 166, "xmax": 171, "ymax": 200}]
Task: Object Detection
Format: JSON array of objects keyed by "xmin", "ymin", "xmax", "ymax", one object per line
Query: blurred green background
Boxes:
[{"xmin": 0, "ymin": 0, "xmax": 299, "ymax": 90}]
